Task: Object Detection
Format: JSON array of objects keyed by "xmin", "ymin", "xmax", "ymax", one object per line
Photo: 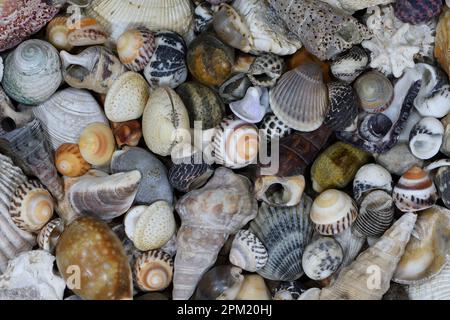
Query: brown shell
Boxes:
[
  {"xmin": 78, "ymin": 122, "xmax": 116, "ymax": 166},
  {"xmin": 134, "ymin": 250, "xmax": 174, "ymax": 292},
  {"xmin": 55, "ymin": 143, "xmax": 91, "ymax": 177},
  {"xmin": 111, "ymin": 120, "xmax": 143, "ymax": 148},
  {"xmin": 67, "ymin": 17, "xmax": 108, "ymax": 47},
  {"xmin": 46, "ymin": 16, "xmax": 73, "ymax": 51},
  {"xmin": 436, "ymin": 6, "xmax": 450, "ymax": 79},
  {"xmin": 287, "ymin": 48, "xmax": 331, "ymax": 82}
]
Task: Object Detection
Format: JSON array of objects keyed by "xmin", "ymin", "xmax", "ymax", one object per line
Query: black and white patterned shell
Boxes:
[
  {"xmin": 324, "ymin": 81, "xmax": 358, "ymax": 131},
  {"xmin": 143, "ymin": 31, "xmax": 188, "ymax": 89},
  {"xmin": 168, "ymin": 162, "xmax": 214, "ymax": 192}
]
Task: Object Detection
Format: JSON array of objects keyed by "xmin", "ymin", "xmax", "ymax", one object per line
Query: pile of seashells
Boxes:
[{"xmin": 2, "ymin": 0, "xmax": 450, "ymax": 301}]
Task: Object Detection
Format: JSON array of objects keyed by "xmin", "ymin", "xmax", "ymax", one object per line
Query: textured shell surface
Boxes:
[
  {"xmin": 32, "ymin": 88, "xmax": 108, "ymax": 152},
  {"xmin": 259, "ymin": 114, "xmax": 292, "ymax": 143},
  {"xmin": 3, "ymin": 39, "xmax": 62, "ymax": 105},
  {"xmin": 320, "ymin": 0, "xmax": 395, "ymax": 13},
  {"xmin": 67, "ymin": 17, "xmax": 108, "ymax": 47},
  {"xmin": 55, "ymin": 143, "xmax": 91, "ymax": 178},
  {"xmin": 168, "ymin": 161, "xmax": 213, "ymax": 193},
  {"xmin": 144, "ymin": 31, "xmax": 188, "ymax": 89},
  {"xmin": 230, "ymin": 87, "xmax": 270, "ymax": 124},
  {"xmin": 86, "ymin": 0, "xmax": 194, "ymax": 43},
  {"xmin": 353, "ymin": 164, "xmax": 393, "ymax": 204},
  {"xmin": 302, "ymin": 237, "xmax": 343, "ymax": 281},
  {"xmin": 354, "ymin": 71, "xmax": 394, "ymax": 113},
  {"xmin": 325, "ymin": 81, "xmax": 359, "ymax": 131},
  {"xmin": 254, "ymin": 175, "xmax": 305, "ymax": 208},
  {"xmin": 270, "ymin": 63, "xmax": 329, "ymax": 132},
  {"xmin": 134, "ymin": 249, "xmax": 173, "ymax": 292},
  {"xmin": 333, "ymin": 226, "xmax": 365, "ymax": 270},
  {"xmin": 37, "ymin": 218, "xmax": 64, "ymax": 254},
  {"xmin": 409, "ymin": 117, "xmax": 444, "ymax": 160},
  {"xmin": 408, "ymin": 262, "xmax": 450, "ymax": 300},
  {"xmin": 394, "ymin": 0, "xmax": 443, "ymax": 25},
  {"xmin": 247, "ymin": 54, "xmax": 285, "ymax": 88},
  {"xmin": 194, "ymin": 265, "xmax": 244, "ymax": 300},
  {"xmin": 331, "ymin": 46, "xmax": 369, "ymax": 83},
  {"xmin": 117, "ymin": 27, "xmax": 156, "ymax": 72},
  {"xmin": 0, "ymin": 250, "xmax": 65, "ymax": 300},
  {"xmin": 375, "ymin": 142, "xmax": 424, "ymax": 176},
  {"xmin": 250, "ymin": 195, "xmax": 314, "ymax": 281},
  {"xmin": 229, "ymin": 229, "xmax": 268, "ymax": 273},
  {"xmin": 442, "ymin": 111, "xmax": 450, "ymax": 157},
  {"xmin": 194, "ymin": 2, "xmax": 214, "ymax": 35}
]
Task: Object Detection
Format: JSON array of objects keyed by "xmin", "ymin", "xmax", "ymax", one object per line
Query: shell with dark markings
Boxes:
[
  {"xmin": 325, "ymin": 81, "xmax": 359, "ymax": 131},
  {"xmin": 353, "ymin": 164, "xmax": 393, "ymax": 204},
  {"xmin": 259, "ymin": 114, "xmax": 292, "ymax": 143},
  {"xmin": 358, "ymin": 113, "xmax": 393, "ymax": 143},
  {"xmin": 247, "ymin": 54, "xmax": 285, "ymax": 87},
  {"xmin": 229, "ymin": 229, "xmax": 268, "ymax": 273},
  {"xmin": 302, "ymin": 237, "xmax": 343, "ymax": 281},
  {"xmin": 331, "ymin": 47, "xmax": 369, "ymax": 83},
  {"xmin": 218, "ymin": 73, "xmax": 252, "ymax": 104},
  {"xmin": 168, "ymin": 162, "xmax": 214, "ymax": 193}
]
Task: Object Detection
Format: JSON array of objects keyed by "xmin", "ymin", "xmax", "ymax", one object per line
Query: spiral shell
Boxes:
[
  {"xmin": 409, "ymin": 117, "xmax": 444, "ymax": 160},
  {"xmin": 46, "ymin": 16, "xmax": 73, "ymax": 51},
  {"xmin": 55, "ymin": 143, "xmax": 91, "ymax": 178},
  {"xmin": 67, "ymin": 17, "xmax": 108, "ymax": 47},
  {"xmin": 37, "ymin": 218, "xmax": 64, "ymax": 254},
  {"xmin": 302, "ymin": 237, "xmax": 343, "ymax": 281},
  {"xmin": 393, "ymin": 166, "xmax": 438, "ymax": 212},
  {"xmin": 358, "ymin": 113, "xmax": 393, "ymax": 142},
  {"xmin": 325, "ymin": 81, "xmax": 359, "ymax": 131},
  {"xmin": 354, "ymin": 71, "xmax": 394, "ymax": 113},
  {"xmin": 78, "ymin": 122, "xmax": 116, "ymax": 166},
  {"xmin": 331, "ymin": 46, "xmax": 369, "ymax": 83},
  {"xmin": 310, "ymin": 189, "xmax": 358, "ymax": 236},
  {"xmin": 9, "ymin": 180, "xmax": 54, "ymax": 233},
  {"xmin": 3, "ymin": 39, "xmax": 62, "ymax": 105},
  {"xmin": 134, "ymin": 250, "xmax": 173, "ymax": 292},
  {"xmin": 353, "ymin": 164, "xmax": 393, "ymax": 204},
  {"xmin": 117, "ymin": 27, "xmax": 156, "ymax": 72},
  {"xmin": 229, "ymin": 230, "xmax": 268, "ymax": 273},
  {"xmin": 247, "ymin": 54, "xmax": 285, "ymax": 87}
]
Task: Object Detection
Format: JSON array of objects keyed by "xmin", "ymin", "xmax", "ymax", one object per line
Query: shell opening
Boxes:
[{"xmin": 1, "ymin": 117, "xmax": 17, "ymax": 132}]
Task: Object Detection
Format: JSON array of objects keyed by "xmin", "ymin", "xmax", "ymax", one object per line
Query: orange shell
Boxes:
[{"xmin": 55, "ymin": 143, "xmax": 91, "ymax": 177}]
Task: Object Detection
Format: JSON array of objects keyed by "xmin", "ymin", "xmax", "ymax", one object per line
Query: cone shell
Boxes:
[
  {"xmin": 117, "ymin": 27, "xmax": 156, "ymax": 72},
  {"xmin": 311, "ymin": 189, "xmax": 358, "ymax": 236},
  {"xmin": 302, "ymin": 237, "xmax": 343, "ymax": 281},
  {"xmin": 105, "ymin": 72, "xmax": 150, "ymax": 122},
  {"xmin": 46, "ymin": 16, "xmax": 73, "ymax": 51},
  {"xmin": 254, "ymin": 175, "xmax": 305, "ymax": 207},
  {"xmin": 353, "ymin": 163, "xmax": 393, "ymax": 204},
  {"xmin": 408, "ymin": 262, "xmax": 450, "ymax": 300},
  {"xmin": 67, "ymin": 17, "xmax": 108, "ymax": 47},
  {"xmin": 37, "ymin": 218, "xmax": 64, "ymax": 254},
  {"xmin": 78, "ymin": 122, "xmax": 116, "ymax": 166},
  {"xmin": 229, "ymin": 230, "xmax": 268, "ymax": 273},
  {"xmin": 250, "ymin": 195, "xmax": 314, "ymax": 281},
  {"xmin": 393, "ymin": 166, "xmax": 438, "ymax": 212},
  {"xmin": 55, "ymin": 143, "xmax": 91, "ymax": 178},
  {"xmin": 134, "ymin": 250, "xmax": 173, "ymax": 292},
  {"xmin": 111, "ymin": 121, "xmax": 142, "ymax": 148},
  {"xmin": 270, "ymin": 63, "xmax": 329, "ymax": 132},
  {"xmin": 354, "ymin": 71, "xmax": 394, "ymax": 113}
]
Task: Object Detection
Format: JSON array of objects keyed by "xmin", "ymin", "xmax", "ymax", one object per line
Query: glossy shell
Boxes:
[
  {"xmin": 55, "ymin": 143, "xmax": 91, "ymax": 178},
  {"xmin": 78, "ymin": 122, "xmax": 116, "ymax": 166},
  {"xmin": 247, "ymin": 54, "xmax": 285, "ymax": 87},
  {"xmin": 302, "ymin": 237, "xmax": 343, "ymax": 281},
  {"xmin": 194, "ymin": 265, "xmax": 244, "ymax": 300},
  {"xmin": 117, "ymin": 27, "xmax": 156, "ymax": 72},
  {"xmin": 409, "ymin": 117, "xmax": 444, "ymax": 160},
  {"xmin": 353, "ymin": 163, "xmax": 393, "ymax": 204},
  {"xmin": 111, "ymin": 121, "xmax": 142, "ymax": 148},
  {"xmin": 37, "ymin": 218, "xmax": 64, "ymax": 254},
  {"xmin": 354, "ymin": 71, "xmax": 394, "ymax": 113},
  {"xmin": 168, "ymin": 162, "xmax": 214, "ymax": 193}
]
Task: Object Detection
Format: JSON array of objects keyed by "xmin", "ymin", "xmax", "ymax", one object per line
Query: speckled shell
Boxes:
[
  {"xmin": 409, "ymin": 117, "xmax": 444, "ymax": 160},
  {"xmin": 259, "ymin": 114, "xmax": 292, "ymax": 143},
  {"xmin": 353, "ymin": 164, "xmax": 393, "ymax": 204},
  {"xmin": 311, "ymin": 189, "xmax": 358, "ymax": 236},
  {"xmin": 55, "ymin": 143, "xmax": 91, "ymax": 178},
  {"xmin": 249, "ymin": 195, "xmax": 314, "ymax": 281},
  {"xmin": 37, "ymin": 218, "xmax": 64, "ymax": 254},
  {"xmin": 187, "ymin": 33, "xmax": 235, "ymax": 87},
  {"xmin": 354, "ymin": 71, "xmax": 394, "ymax": 113},
  {"xmin": 46, "ymin": 16, "xmax": 73, "ymax": 51},
  {"xmin": 142, "ymin": 87, "xmax": 190, "ymax": 157},
  {"xmin": 331, "ymin": 47, "xmax": 369, "ymax": 83},
  {"xmin": 105, "ymin": 72, "xmax": 150, "ymax": 122},
  {"xmin": 176, "ymin": 82, "xmax": 225, "ymax": 130},
  {"xmin": 56, "ymin": 217, "xmax": 133, "ymax": 300},
  {"xmin": 78, "ymin": 122, "xmax": 116, "ymax": 166},
  {"xmin": 324, "ymin": 81, "xmax": 359, "ymax": 131},
  {"xmin": 247, "ymin": 54, "xmax": 285, "ymax": 87},
  {"xmin": 134, "ymin": 250, "xmax": 173, "ymax": 292},
  {"xmin": 270, "ymin": 63, "xmax": 329, "ymax": 132},
  {"xmin": 111, "ymin": 121, "xmax": 142, "ymax": 148},
  {"xmin": 229, "ymin": 230, "xmax": 268, "ymax": 273},
  {"xmin": 143, "ymin": 31, "xmax": 188, "ymax": 89},
  {"xmin": 3, "ymin": 39, "xmax": 62, "ymax": 105},
  {"xmin": 117, "ymin": 27, "xmax": 156, "ymax": 72},
  {"xmin": 168, "ymin": 162, "xmax": 214, "ymax": 193},
  {"xmin": 311, "ymin": 142, "xmax": 371, "ymax": 193},
  {"xmin": 302, "ymin": 237, "xmax": 343, "ymax": 281},
  {"xmin": 32, "ymin": 88, "xmax": 109, "ymax": 152},
  {"xmin": 394, "ymin": 0, "xmax": 443, "ymax": 25},
  {"xmin": 67, "ymin": 17, "xmax": 108, "ymax": 47}
]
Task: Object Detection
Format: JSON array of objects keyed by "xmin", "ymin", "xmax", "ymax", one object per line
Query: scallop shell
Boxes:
[
  {"xmin": 55, "ymin": 143, "xmax": 91, "ymax": 178},
  {"xmin": 249, "ymin": 195, "xmax": 314, "ymax": 281},
  {"xmin": 247, "ymin": 54, "xmax": 285, "ymax": 88},
  {"xmin": 142, "ymin": 87, "xmax": 190, "ymax": 157},
  {"xmin": 143, "ymin": 31, "xmax": 188, "ymax": 89},
  {"xmin": 125, "ymin": 202, "xmax": 176, "ymax": 252},
  {"xmin": 409, "ymin": 117, "xmax": 444, "ymax": 160},
  {"xmin": 393, "ymin": 166, "xmax": 438, "ymax": 212},
  {"xmin": 408, "ymin": 263, "xmax": 450, "ymax": 300},
  {"xmin": 67, "ymin": 17, "xmax": 108, "ymax": 47},
  {"xmin": 37, "ymin": 218, "xmax": 64, "ymax": 254},
  {"xmin": 86, "ymin": 0, "xmax": 195, "ymax": 43},
  {"xmin": 353, "ymin": 164, "xmax": 393, "ymax": 204},
  {"xmin": 218, "ymin": 73, "xmax": 252, "ymax": 104},
  {"xmin": 46, "ymin": 16, "xmax": 73, "ymax": 51},
  {"xmin": 354, "ymin": 71, "xmax": 394, "ymax": 113},
  {"xmin": 229, "ymin": 230, "xmax": 268, "ymax": 273},
  {"xmin": 134, "ymin": 250, "xmax": 173, "ymax": 292},
  {"xmin": 331, "ymin": 47, "xmax": 369, "ymax": 83},
  {"xmin": 254, "ymin": 175, "xmax": 305, "ymax": 208},
  {"xmin": 194, "ymin": 265, "xmax": 244, "ymax": 300},
  {"xmin": 105, "ymin": 72, "xmax": 150, "ymax": 123},
  {"xmin": 230, "ymin": 87, "xmax": 270, "ymax": 124},
  {"xmin": 111, "ymin": 121, "xmax": 142, "ymax": 148},
  {"xmin": 394, "ymin": 0, "xmax": 443, "ymax": 25},
  {"xmin": 324, "ymin": 81, "xmax": 359, "ymax": 131},
  {"xmin": 270, "ymin": 63, "xmax": 329, "ymax": 132},
  {"xmin": 78, "ymin": 122, "xmax": 116, "ymax": 166},
  {"xmin": 117, "ymin": 27, "xmax": 156, "ymax": 72},
  {"xmin": 32, "ymin": 88, "xmax": 109, "ymax": 152},
  {"xmin": 3, "ymin": 39, "xmax": 62, "ymax": 105},
  {"xmin": 168, "ymin": 162, "xmax": 214, "ymax": 193},
  {"xmin": 302, "ymin": 237, "xmax": 343, "ymax": 281}
]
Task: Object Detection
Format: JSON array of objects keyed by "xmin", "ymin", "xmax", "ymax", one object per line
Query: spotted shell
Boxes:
[
  {"xmin": 259, "ymin": 114, "xmax": 292, "ymax": 143},
  {"xmin": 117, "ymin": 27, "xmax": 155, "ymax": 71},
  {"xmin": 353, "ymin": 163, "xmax": 393, "ymax": 204},
  {"xmin": 324, "ymin": 81, "xmax": 359, "ymax": 131},
  {"xmin": 302, "ymin": 237, "xmax": 343, "ymax": 281},
  {"xmin": 310, "ymin": 189, "xmax": 358, "ymax": 236},
  {"xmin": 37, "ymin": 218, "xmax": 64, "ymax": 254},
  {"xmin": 134, "ymin": 250, "xmax": 173, "ymax": 292},
  {"xmin": 354, "ymin": 71, "xmax": 394, "ymax": 113},
  {"xmin": 229, "ymin": 230, "xmax": 268, "ymax": 273},
  {"xmin": 78, "ymin": 122, "xmax": 116, "ymax": 166},
  {"xmin": 331, "ymin": 46, "xmax": 369, "ymax": 83},
  {"xmin": 55, "ymin": 143, "xmax": 91, "ymax": 178},
  {"xmin": 67, "ymin": 17, "xmax": 108, "ymax": 47},
  {"xmin": 247, "ymin": 54, "xmax": 285, "ymax": 87}
]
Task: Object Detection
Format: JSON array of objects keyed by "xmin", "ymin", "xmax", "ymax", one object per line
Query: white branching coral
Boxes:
[{"xmin": 362, "ymin": 5, "xmax": 435, "ymax": 78}]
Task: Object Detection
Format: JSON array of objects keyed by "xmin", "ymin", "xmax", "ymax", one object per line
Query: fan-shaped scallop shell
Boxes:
[
  {"xmin": 353, "ymin": 164, "xmax": 393, "ymax": 204},
  {"xmin": 134, "ymin": 250, "xmax": 174, "ymax": 292},
  {"xmin": 270, "ymin": 63, "xmax": 329, "ymax": 132},
  {"xmin": 117, "ymin": 27, "xmax": 156, "ymax": 72},
  {"xmin": 37, "ymin": 218, "xmax": 64, "ymax": 254},
  {"xmin": 331, "ymin": 47, "xmax": 369, "ymax": 83},
  {"xmin": 325, "ymin": 81, "xmax": 359, "ymax": 131},
  {"xmin": 354, "ymin": 71, "xmax": 394, "ymax": 113},
  {"xmin": 229, "ymin": 229, "xmax": 268, "ymax": 273},
  {"xmin": 55, "ymin": 143, "xmax": 91, "ymax": 178},
  {"xmin": 302, "ymin": 237, "xmax": 343, "ymax": 281}
]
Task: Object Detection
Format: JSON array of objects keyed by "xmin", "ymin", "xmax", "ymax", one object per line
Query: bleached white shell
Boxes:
[
  {"xmin": 0, "ymin": 250, "xmax": 66, "ymax": 300},
  {"xmin": 408, "ymin": 263, "xmax": 450, "ymax": 300},
  {"xmin": 353, "ymin": 164, "xmax": 393, "ymax": 204},
  {"xmin": 229, "ymin": 229, "xmax": 268, "ymax": 272},
  {"xmin": 409, "ymin": 117, "xmax": 444, "ymax": 160},
  {"xmin": 32, "ymin": 88, "xmax": 108, "ymax": 152},
  {"xmin": 302, "ymin": 237, "xmax": 343, "ymax": 281},
  {"xmin": 321, "ymin": 0, "xmax": 395, "ymax": 13},
  {"xmin": 230, "ymin": 87, "xmax": 270, "ymax": 124}
]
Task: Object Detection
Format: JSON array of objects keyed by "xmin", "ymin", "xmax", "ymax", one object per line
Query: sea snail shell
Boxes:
[
  {"xmin": 229, "ymin": 229, "xmax": 268, "ymax": 273},
  {"xmin": 78, "ymin": 122, "xmax": 116, "ymax": 166},
  {"xmin": 134, "ymin": 250, "xmax": 174, "ymax": 292}
]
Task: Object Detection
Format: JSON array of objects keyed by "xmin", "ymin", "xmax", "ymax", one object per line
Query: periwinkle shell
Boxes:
[{"xmin": 194, "ymin": 265, "xmax": 244, "ymax": 300}]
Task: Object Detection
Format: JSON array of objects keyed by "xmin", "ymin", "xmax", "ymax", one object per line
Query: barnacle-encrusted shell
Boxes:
[
  {"xmin": 78, "ymin": 122, "xmax": 116, "ymax": 166},
  {"xmin": 134, "ymin": 250, "xmax": 173, "ymax": 292},
  {"xmin": 409, "ymin": 117, "xmax": 444, "ymax": 160},
  {"xmin": 321, "ymin": 0, "xmax": 395, "ymax": 13},
  {"xmin": 354, "ymin": 71, "xmax": 394, "ymax": 113},
  {"xmin": 247, "ymin": 54, "xmax": 285, "ymax": 87},
  {"xmin": 254, "ymin": 175, "xmax": 305, "ymax": 207},
  {"xmin": 117, "ymin": 27, "xmax": 156, "ymax": 72},
  {"xmin": 229, "ymin": 230, "xmax": 268, "ymax": 273},
  {"xmin": 353, "ymin": 164, "xmax": 393, "ymax": 204},
  {"xmin": 331, "ymin": 46, "xmax": 369, "ymax": 83},
  {"xmin": 302, "ymin": 237, "xmax": 343, "ymax": 281},
  {"xmin": 55, "ymin": 143, "xmax": 91, "ymax": 178},
  {"xmin": 325, "ymin": 81, "xmax": 359, "ymax": 131},
  {"xmin": 37, "ymin": 218, "xmax": 64, "ymax": 254}
]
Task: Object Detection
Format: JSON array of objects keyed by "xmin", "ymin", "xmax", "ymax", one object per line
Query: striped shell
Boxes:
[
  {"xmin": 302, "ymin": 237, "xmax": 343, "ymax": 281},
  {"xmin": 117, "ymin": 27, "xmax": 156, "ymax": 71},
  {"xmin": 55, "ymin": 143, "xmax": 91, "ymax": 178},
  {"xmin": 393, "ymin": 166, "xmax": 438, "ymax": 212},
  {"xmin": 408, "ymin": 263, "xmax": 450, "ymax": 300},
  {"xmin": 270, "ymin": 63, "xmax": 329, "ymax": 132},
  {"xmin": 67, "ymin": 17, "xmax": 108, "ymax": 47},
  {"xmin": 353, "ymin": 164, "xmax": 393, "ymax": 204},
  {"xmin": 331, "ymin": 46, "xmax": 369, "ymax": 83},
  {"xmin": 247, "ymin": 53, "xmax": 285, "ymax": 87},
  {"xmin": 325, "ymin": 81, "xmax": 359, "ymax": 131},
  {"xmin": 134, "ymin": 250, "xmax": 173, "ymax": 292},
  {"xmin": 249, "ymin": 195, "xmax": 314, "ymax": 281},
  {"xmin": 78, "ymin": 122, "xmax": 116, "ymax": 166},
  {"xmin": 46, "ymin": 16, "xmax": 73, "ymax": 51},
  {"xmin": 229, "ymin": 230, "xmax": 268, "ymax": 272},
  {"xmin": 354, "ymin": 71, "xmax": 394, "ymax": 113},
  {"xmin": 37, "ymin": 218, "xmax": 64, "ymax": 254},
  {"xmin": 168, "ymin": 162, "xmax": 214, "ymax": 193},
  {"xmin": 310, "ymin": 189, "xmax": 358, "ymax": 236},
  {"xmin": 259, "ymin": 114, "xmax": 292, "ymax": 143}
]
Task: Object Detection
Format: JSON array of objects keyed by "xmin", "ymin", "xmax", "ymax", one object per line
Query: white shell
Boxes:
[
  {"xmin": 408, "ymin": 263, "xmax": 450, "ymax": 300},
  {"xmin": 361, "ymin": 5, "xmax": 435, "ymax": 78},
  {"xmin": 254, "ymin": 175, "xmax": 305, "ymax": 207},
  {"xmin": 230, "ymin": 87, "xmax": 270, "ymax": 124},
  {"xmin": 229, "ymin": 229, "xmax": 268, "ymax": 272},
  {"xmin": 409, "ymin": 117, "xmax": 444, "ymax": 160},
  {"xmin": 302, "ymin": 237, "xmax": 343, "ymax": 281},
  {"xmin": 0, "ymin": 250, "xmax": 66, "ymax": 300},
  {"xmin": 32, "ymin": 88, "xmax": 109, "ymax": 152},
  {"xmin": 353, "ymin": 163, "xmax": 393, "ymax": 203},
  {"xmin": 0, "ymin": 56, "xmax": 3, "ymax": 82},
  {"xmin": 321, "ymin": 0, "xmax": 395, "ymax": 13}
]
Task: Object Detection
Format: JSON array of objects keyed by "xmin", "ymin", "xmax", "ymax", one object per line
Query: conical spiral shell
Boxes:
[
  {"xmin": 37, "ymin": 218, "xmax": 64, "ymax": 254},
  {"xmin": 134, "ymin": 250, "xmax": 173, "ymax": 292},
  {"xmin": 55, "ymin": 143, "xmax": 91, "ymax": 178},
  {"xmin": 78, "ymin": 122, "xmax": 116, "ymax": 166},
  {"xmin": 117, "ymin": 27, "xmax": 156, "ymax": 72},
  {"xmin": 229, "ymin": 230, "xmax": 268, "ymax": 272}
]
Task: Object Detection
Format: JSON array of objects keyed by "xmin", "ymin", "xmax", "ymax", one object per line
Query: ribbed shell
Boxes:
[
  {"xmin": 134, "ymin": 250, "xmax": 174, "ymax": 292},
  {"xmin": 249, "ymin": 195, "xmax": 314, "ymax": 281},
  {"xmin": 353, "ymin": 164, "xmax": 393, "ymax": 204},
  {"xmin": 325, "ymin": 81, "xmax": 359, "ymax": 131},
  {"xmin": 331, "ymin": 47, "xmax": 369, "ymax": 83},
  {"xmin": 229, "ymin": 229, "xmax": 268, "ymax": 273},
  {"xmin": 408, "ymin": 263, "xmax": 450, "ymax": 300},
  {"xmin": 270, "ymin": 63, "xmax": 329, "ymax": 132},
  {"xmin": 168, "ymin": 162, "xmax": 214, "ymax": 193},
  {"xmin": 32, "ymin": 88, "xmax": 109, "ymax": 152},
  {"xmin": 37, "ymin": 218, "xmax": 64, "ymax": 254}
]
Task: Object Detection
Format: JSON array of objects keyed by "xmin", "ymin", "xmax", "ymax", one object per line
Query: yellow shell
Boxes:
[
  {"xmin": 46, "ymin": 16, "xmax": 73, "ymax": 51},
  {"xmin": 55, "ymin": 143, "xmax": 91, "ymax": 177},
  {"xmin": 117, "ymin": 27, "xmax": 156, "ymax": 72},
  {"xmin": 134, "ymin": 250, "xmax": 174, "ymax": 292},
  {"xmin": 78, "ymin": 122, "xmax": 116, "ymax": 166}
]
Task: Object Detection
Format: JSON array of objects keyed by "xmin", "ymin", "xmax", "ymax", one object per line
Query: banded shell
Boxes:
[
  {"xmin": 254, "ymin": 175, "xmax": 306, "ymax": 207},
  {"xmin": 229, "ymin": 230, "xmax": 268, "ymax": 273},
  {"xmin": 325, "ymin": 81, "xmax": 359, "ymax": 131},
  {"xmin": 168, "ymin": 162, "xmax": 214, "ymax": 193},
  {"xmin": 104, "ymin": 72, "xmax": 150, "ymax": 122},
  {"xmin": 194, "ymin": 265, "xmax": 244, "ymax": 300},
  {"xmin": 409, "ymin": 117, "xmax": 444, "ymax": 160},
  {"xmin": 3, "ymin": 39, "xmax": 62, "ymax": 105},
  {"xmin": 353, "ymin": 164, "xmax": 393, "ymax": 204},
  {"xmin": 111, "ymin": 121, "xmax": 142, "ymax": 148},
  {"xmin": 78, "ymin": 122, "xmax": 116, "ymax": 166},
  {"xmin": 55, "ymin": 143, "xmax": 91, "ymax": 178},
  {"xmin": 352, "ymin": 190, "xmax": 394, "ymax": 238},
  {"xmin": 302, "ymin": 237, "xmax": 343, "ymax": 281},
  {"xmin": 142, "ymin": 87, "xmax": 190, "ymax": 157},
  {"xmin": 249, "ymin": 195, "xmax": 314, "ymax": 281},
  {"xmin": 230, "ymin": 87, "xmax": 270, "ymax": 124},
  {"xmin": 46, "ymin": 16, "xmax": 73, "ymax": 51},
  {"xmin": 393, "ymin": 166, "xmax": 438, "ymax": 212},
  {"xmin": 259, "ymin": 114, "xmax": 292, "ymax": 142},
  {"xmin": 331, "ymin": 47, "xmax": 369, "ymax": 83},
  {"xmin": 354, "ymin": 71, "xmax": 394, "ymax": 113},
  {"xmin": 270, "ymin": 63, "xmax": 329, "ymax": 132},
  {"xmin": 117, "ymin": 27, "xmax": 156, "ymax": 72},
  {"xmin": 310, "ymin": 189, "xmax": 358, "ymax": 236},
  {"xmin": 9, "ymin": 180, "xmax": 54, "ymax": 233},
  {"xmin": 67, "ymin": 17, "xmax": 108, "ymax": 47},
  {"xmin": 134, "ymin": 250, "xmax": 173, "ymax": 292},
  {"xmin": 37, "ymin": 218, "xmax": 64, "ymax": 254},
  {"xmin": 247, "ymin": 54, "xmax": 285, "ymax": 87}
]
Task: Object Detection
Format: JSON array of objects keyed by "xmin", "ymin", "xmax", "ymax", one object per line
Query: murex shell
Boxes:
[
  {"xmin": 229, "ymin": 229, "xmax": 268, "ymax": 273},
  {"xmin": 302, "ymin": 237, "xmax": 343, "ymax": 281}
]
